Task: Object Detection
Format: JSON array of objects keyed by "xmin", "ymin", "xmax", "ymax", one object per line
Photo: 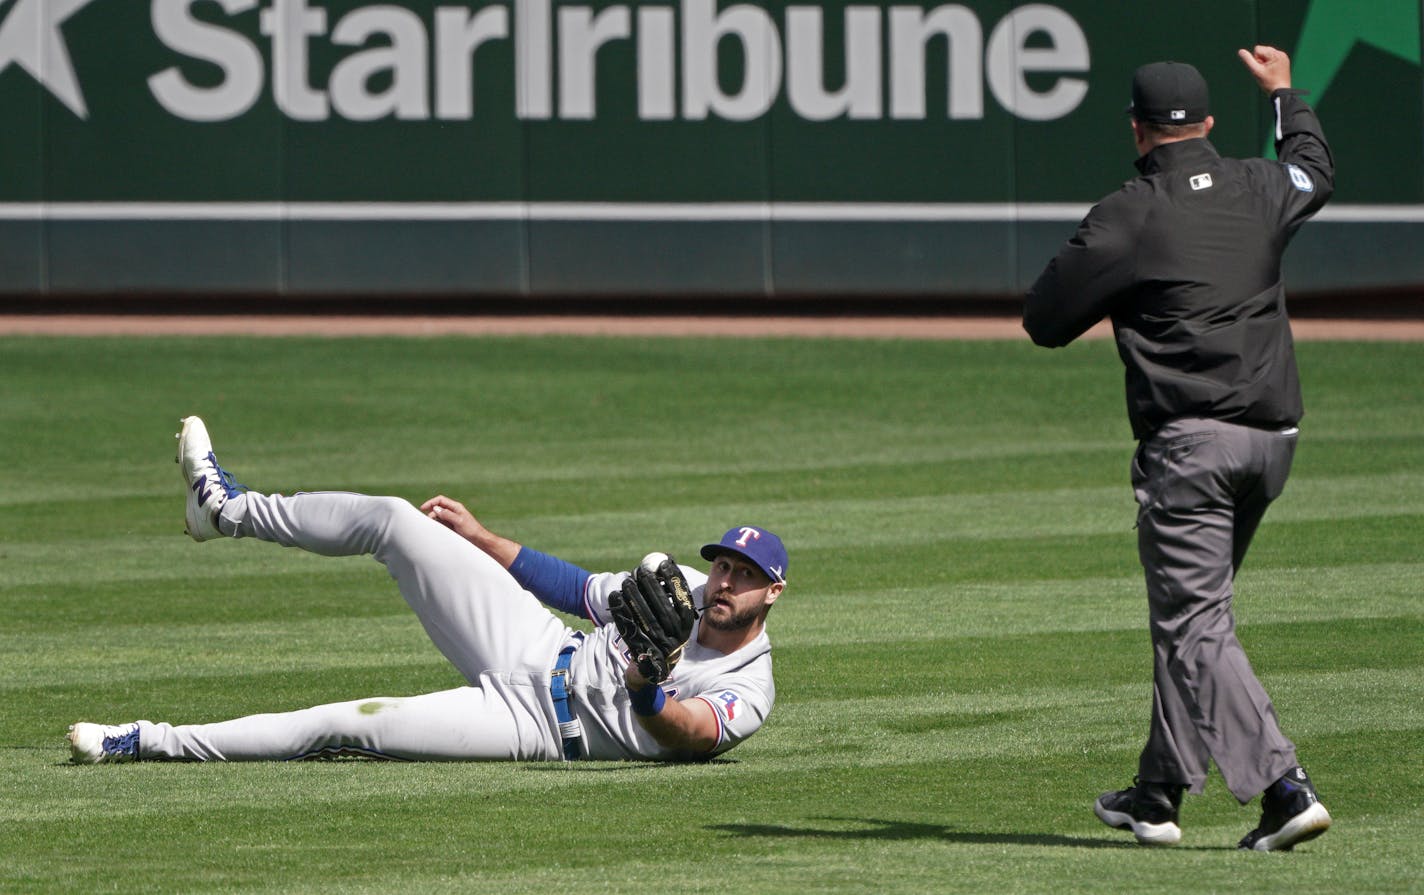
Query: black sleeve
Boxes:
[
  {"xmin": 1022, "ymin": 194, "xmax": 1140, "ymax": 348},
  {"xmin": 1270, "ymin": 89, "xmax": 1334, "ymax": 226}
]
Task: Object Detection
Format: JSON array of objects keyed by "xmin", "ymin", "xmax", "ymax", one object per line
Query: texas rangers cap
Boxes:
[
  {"xmin": 701, "ymin": 526, "xmax": 787, "ymax": 584},
  {"xmin": 1127, "ymin": 61, "xmax": 1210, "ymax": 124}
]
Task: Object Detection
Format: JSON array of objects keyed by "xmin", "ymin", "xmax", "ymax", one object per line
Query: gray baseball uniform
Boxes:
[{"xmin": 136, "ymin": 491, "xmax": 775, "ymax": 762}]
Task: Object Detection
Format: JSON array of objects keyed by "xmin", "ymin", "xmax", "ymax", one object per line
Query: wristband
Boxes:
[
  {"xmin": 628, "ymin": 682, "xmax": 666, "ymax": 717},
  {"xmin": 507, "ymin": 546, "xmax": 592, "ymax": 618}
]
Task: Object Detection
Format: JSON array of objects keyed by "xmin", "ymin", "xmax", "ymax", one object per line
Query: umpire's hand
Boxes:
[{"xmin": 1238, "ymin": 45, "xmax": 1292, "ymax": 94}]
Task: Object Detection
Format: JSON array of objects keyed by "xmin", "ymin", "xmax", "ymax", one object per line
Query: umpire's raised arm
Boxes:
[{"xmin": 1238, "ymin": 45, "xmax": 1335, "ymax": 228}]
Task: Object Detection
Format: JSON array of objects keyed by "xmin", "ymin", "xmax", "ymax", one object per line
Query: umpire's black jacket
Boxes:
[{"xmin": 1023, "ymin": 90, "xmax": 1334, "ymax": 440}]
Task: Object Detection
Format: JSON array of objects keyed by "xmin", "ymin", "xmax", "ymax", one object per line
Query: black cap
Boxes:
[{"xmin": 1128, "ymin": 61, "xmax": 1210, "ymax": 124}]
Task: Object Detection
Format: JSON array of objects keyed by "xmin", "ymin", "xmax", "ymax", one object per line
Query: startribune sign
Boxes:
[
  {"xmin": 1, "ymin": 0, "xmax": 1418, "ymax": 205},
  {"xmin": 0, "ymin": 0, "xmax": 1420, "ymax": 297},
  {"xmin": 12, "ymin": 0, "xmax": 1091, "ymax": 123}
]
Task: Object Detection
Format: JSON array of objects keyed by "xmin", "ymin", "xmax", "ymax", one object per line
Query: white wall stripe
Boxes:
[{"xmin": 0, "ymin": 202, "xmax": 1420, "ymax": 223}]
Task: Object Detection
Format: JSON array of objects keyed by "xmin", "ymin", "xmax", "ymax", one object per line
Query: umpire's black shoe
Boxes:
[
  {"xmin": 1094, "ymin": 778, "xmax": 1184, "ymax": 845},
  {"xmin": 1238, "ymin": 767, "xmax": 1332, "ymax": 851}
]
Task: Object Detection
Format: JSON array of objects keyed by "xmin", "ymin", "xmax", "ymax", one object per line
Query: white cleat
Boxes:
[
  {"xmin": 175, "ymin": 415, "xmax": 245, "ymax": 542},
  {"xmin": 67, "ymin": 722, "xmax": 140, "ymax": 764}
]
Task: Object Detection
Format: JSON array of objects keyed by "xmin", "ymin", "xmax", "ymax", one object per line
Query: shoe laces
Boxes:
[
  {"xmin": 101, "ymin": 726, "xmax": 139, "ymax": 758},
  {"xmin": 206, "ymin": 453, "xmax": 248, "ymax": 498}
]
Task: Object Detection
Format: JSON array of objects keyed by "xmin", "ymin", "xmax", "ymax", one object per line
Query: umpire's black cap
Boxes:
[{"xmin": 1127, "ymin": 61, "xmax": 1210, "ymax": 124}]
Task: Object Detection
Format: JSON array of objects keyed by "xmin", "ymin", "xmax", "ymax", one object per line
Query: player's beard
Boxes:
[{"xmin": 701, "ymin": 599, "xmax": 762, "ymax": 632}]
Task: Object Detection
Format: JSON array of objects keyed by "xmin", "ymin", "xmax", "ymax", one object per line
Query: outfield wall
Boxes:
[{"xmin": 1, "ymin": 0, "xmax": 1422, "ymax": 299}]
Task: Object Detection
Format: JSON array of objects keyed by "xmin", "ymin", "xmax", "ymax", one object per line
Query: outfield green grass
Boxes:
[{"xmin": 1, "ymin": 335, "xmax": 1420, "ymax": 894}]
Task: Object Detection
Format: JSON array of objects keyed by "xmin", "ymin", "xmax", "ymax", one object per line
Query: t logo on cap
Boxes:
[{"xmin": 702, "ymin": 525, "xmax": 788, "ymax": 584}]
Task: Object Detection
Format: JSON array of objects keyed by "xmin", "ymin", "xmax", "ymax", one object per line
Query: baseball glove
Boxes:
[{"xmin": 609, "ymin": 555, "xmax": 697, "ymax": 684}]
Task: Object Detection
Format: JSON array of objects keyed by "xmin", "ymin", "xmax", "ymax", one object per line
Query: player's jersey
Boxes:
[{"xmin": 568, "ymin": 564, "xmax": 775, "ymax": 760}]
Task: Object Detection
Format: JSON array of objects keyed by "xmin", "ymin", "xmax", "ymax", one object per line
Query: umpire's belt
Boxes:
[{"xmin": 550, "ymin": 636, "xmax": 585, "ymax": 761}]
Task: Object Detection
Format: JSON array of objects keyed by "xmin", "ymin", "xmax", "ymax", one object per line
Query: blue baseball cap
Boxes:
[{"xmin": 700, "ymin": 526, "xmax": 788, "ymax": 584}]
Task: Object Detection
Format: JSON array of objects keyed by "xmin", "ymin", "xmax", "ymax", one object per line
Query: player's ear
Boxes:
[
  {"xmin": 763, "ymin": 582, "xmax": 784, "ymax": 606},
  {"xmin": 1202, "ymin": 115, "xmax": 1215, "ymax": 136}
]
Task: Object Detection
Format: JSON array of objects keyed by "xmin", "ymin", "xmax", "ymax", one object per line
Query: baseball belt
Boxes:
[{"xmin": 550, "ymin": 635, "xmax": 585, "ymax": 761}]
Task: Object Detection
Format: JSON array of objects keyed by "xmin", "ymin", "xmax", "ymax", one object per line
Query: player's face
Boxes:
[{"xmin": 702, "ymin": 553, "xmax": 781, "ymax": 632}]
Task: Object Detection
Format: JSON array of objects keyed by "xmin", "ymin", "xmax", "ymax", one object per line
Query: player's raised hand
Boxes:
[
  {"xmin": 1238, "ymin": 45, "xmax": 1292, "ymax": 94},
  {"xmin": 421, "ymin": 494, "xmax": 485, "ymax": 540},
  {"xmin": 420, "ymin": 495, "xmax": 524, "ymax": 567}
]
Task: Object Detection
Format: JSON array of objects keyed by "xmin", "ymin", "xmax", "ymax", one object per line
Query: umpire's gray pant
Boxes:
[{"xmin": 1131, "ymin": 417, "xmax": 1299, "ymax": 803}]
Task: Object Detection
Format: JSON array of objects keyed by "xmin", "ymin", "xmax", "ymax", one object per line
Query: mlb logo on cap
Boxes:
[{"xmin": 701, "ymin": 526, "xmax": 788, "ymax": 583}]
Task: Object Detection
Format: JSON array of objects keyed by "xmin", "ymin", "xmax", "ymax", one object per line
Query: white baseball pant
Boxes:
[{"xmin": 138, "ymin": 492, "xmax": 574, "ymax": 761}]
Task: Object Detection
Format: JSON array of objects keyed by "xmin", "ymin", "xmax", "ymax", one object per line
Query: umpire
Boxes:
[{"xmin": 1023, "ymin": 46, "xmax": 1333, "ymax": 851}]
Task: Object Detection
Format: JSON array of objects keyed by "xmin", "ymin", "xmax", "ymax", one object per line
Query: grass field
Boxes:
[{"xmin": 2, "ymin": 334, "xmax": 1421, "ymax": 894}]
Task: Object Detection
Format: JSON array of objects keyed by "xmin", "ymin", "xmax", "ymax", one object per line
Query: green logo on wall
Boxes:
[{"xmin": 1292, "ymin": 0, "xmax": 1420, "ymax": 103}]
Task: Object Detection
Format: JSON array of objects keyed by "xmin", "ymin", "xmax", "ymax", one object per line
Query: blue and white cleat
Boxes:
[
  {"xmin": 176, "ymin": 415, "xmax": 245, "ymax": 542},
  {"xmin": 67, "ymin": 722, "xmax": 140, "ymax": 764}
]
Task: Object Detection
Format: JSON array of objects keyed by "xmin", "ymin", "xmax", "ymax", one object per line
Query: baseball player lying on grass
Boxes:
[{"xmin": 67, "ymin": 416, "xmax": 786, "ymax": 764}]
